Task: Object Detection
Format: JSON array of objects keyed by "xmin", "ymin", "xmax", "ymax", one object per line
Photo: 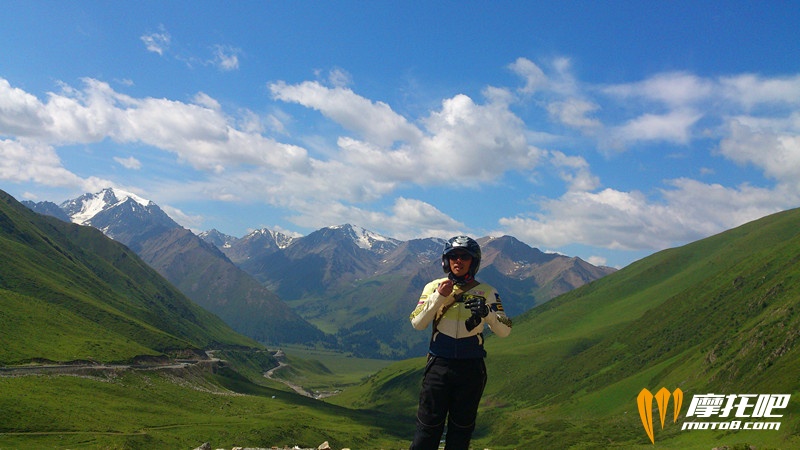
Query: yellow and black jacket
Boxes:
[{"xmin": 410, "ymin": 277, "xmax": 512, "ymax": 359}]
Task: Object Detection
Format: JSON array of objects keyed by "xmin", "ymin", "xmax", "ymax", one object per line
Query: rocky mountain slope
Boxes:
[
  {"xmin": 206, "ymin": 224, "xmax": 615, "ymax": 358},
  {"xmin": 25, "ymin": 188, "xmax": 324, "ymax": 345}
]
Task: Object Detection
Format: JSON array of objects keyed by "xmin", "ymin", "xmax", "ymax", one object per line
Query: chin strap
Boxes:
[{"xmin": 448, "ymin": 272, "xmax": 474, "ymax": 286}]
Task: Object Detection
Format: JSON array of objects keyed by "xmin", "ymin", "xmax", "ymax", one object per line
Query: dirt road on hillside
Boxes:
[
  {"xmin": 263, "ymin": 360, "xmax": 316, "ymax": 398},
  {"xmin": 0, "ymin": 351, "xmax": 220, "ymax": 376}
]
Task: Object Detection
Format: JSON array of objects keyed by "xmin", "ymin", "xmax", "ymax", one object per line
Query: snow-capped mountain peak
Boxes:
[
  {"xmin": 263, "ymin": 229, "xmax": 296, "ymax": 249},
  {"xmin": 243, "ymin": 228, "xmax": 296, "ymax": 249},
  {"xmin": 62, "ymin": 188, "xmax": 151, "ymax": 225},
  {"xmin": 330, "ymin": 224, "xmax": 400, "ymax": 252}
]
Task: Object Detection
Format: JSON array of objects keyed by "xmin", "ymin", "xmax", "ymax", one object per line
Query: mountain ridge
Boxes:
[
  {"xmin": 211, "ymin": 222, "xmax": 615, "ymax": 358},
  {"xmin": 26, "ymin": 188, "xmax": 615, "ymax": 358},
  {"xmin": 26, "ymin": 187, "xmax": 325, "ymax": 346}
]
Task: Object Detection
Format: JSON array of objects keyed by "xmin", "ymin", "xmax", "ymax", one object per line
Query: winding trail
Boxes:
[{"xmin": 263, "ymin": 360, "xmax": 315, "ymax": 398}]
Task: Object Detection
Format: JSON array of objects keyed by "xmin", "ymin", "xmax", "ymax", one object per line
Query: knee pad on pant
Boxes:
[{"xmin": 447, "ymin": 417, "xmax": 476, "ymax": 431}]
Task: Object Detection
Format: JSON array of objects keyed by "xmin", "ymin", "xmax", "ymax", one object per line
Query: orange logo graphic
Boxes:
[{"xmin": 637, "ymin": 387, "xmax": 684, "ymax": 444}]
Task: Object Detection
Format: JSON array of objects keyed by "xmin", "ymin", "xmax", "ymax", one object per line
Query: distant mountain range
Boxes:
[
  {"xmin": 208, "ymin": 223, "xmax": 614, "ymax": 318},
  {"xmin": 206, "ymin": 224, "xmax": 615, "ymax": 357},
  {"xmin": 24, "ymin": 188, "xmax": 615, "ymax": 358}
]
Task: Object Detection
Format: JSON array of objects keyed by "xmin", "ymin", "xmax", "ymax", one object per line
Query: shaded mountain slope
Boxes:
[
  {"xmin": 137, "ymin": 226, "xmax": 325, "ymax": 344},
  {"xmin": 27, "ymin": 188, "xmax": 325, "ymax": 346}
]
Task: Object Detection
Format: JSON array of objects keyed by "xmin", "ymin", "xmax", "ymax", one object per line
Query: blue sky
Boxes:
[{"xmin": 2, "ymin": 1, "xmax": 799, "ymax": 268}]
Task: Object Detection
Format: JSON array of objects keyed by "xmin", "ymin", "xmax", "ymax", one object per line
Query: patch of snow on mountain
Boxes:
[
  {"xmin": 115, "ymin": 188, "xmax": 150, "ymax": 207},
  {"xmin": 246, "ymin": 228, "xmax": 296, "ymax": 249},
  {"xmin": 71, "ymin": 195, "xmax": 110, "ymax": 225},
  {"xmin": 333, "ymin": 224, "xmax": 396, "ymax": 251},
  {"xmin": 272, "ymin": 231, "xmax": 296, "ymax": 249},
  {"xmin": 70, "ymin": 188, "xmax": 150, "ymax": 225}
]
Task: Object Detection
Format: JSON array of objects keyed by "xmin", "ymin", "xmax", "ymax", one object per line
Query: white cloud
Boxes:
[
  {"xmin": 331, "ymin": 96, "xmax": 544, "ymax": 186},
  {"xmin": 718, "ymin": 117, "xmax": 800, "ymax": 185},
  {"xmin": 0, "ymin": 78, "xmax": 311, "ymax": 174},
  {"xmin": 719, "ymin": 74, "xmax": 800, "ymax": 108},
  {"xmin": 547, "ymin": 98, "xmax": 601, "ymax": 130},
  {"xmin": 211, "ymin": 45, "xmax": 240, "ymax": 71},
  {"xmin": 271, "ymin": 80, "xmax": 544, "ymax": 189},
  {"xmin": 496, "ymin": 64, "xmax": 800, "ymax": 252},
  {"xmin": 509, "ymin": 57, "xmax": 578, "ymax": 97},
  {"xmin": 418, "ymin": 93, "xmax": 543, "ymax": 182},
  {"xmin": 328, "ymin": 67, "xmax": 353, "ymax": 88},
  {"xmin": 140, "ymin": 26, "xmax": 171, "ymax": 56},
  {"xmin": 284, "ymin": 196, "xmax": 464, "ymax": 240},
  {"xmin": 586, "ymin": 255, "xmax": 608, "ymax": 267},
  {"xmin": 0, "ymin": 78, "xmax": 52, "ymax": 137},
  {"xmin": 114, "ymin": 156, "xmax": 142, "ymax": 170},
  {"xmin": 0, "ymin": 139, "xmax": 78, "ymax": 185},
  {"xmin": 0, "ymin": 139, "xmax": 112, "ymax": 193},
  {"xmin": 389, "ymin": 197, "xmax": 465, "ymax": 236},
  {"xmin": 499, "ymin": 188, "xmax": 678, "ymax": 250},
  {"xmin": 607, "ymin": 108, "xmax": 703, "ymax": 148},
  {"xmin": 269, "ymin": 80, "xmax": 424, "ymax": 147},
  {"xmin": 192, "ymin": 92, "xmax": 222, "ymax": 110},
  {"xmin": 161, "ymin": 204, "xmax": 204, "ymax": 231},
  {"xmin": 603, "ymin": 72, "xmax": 714, "ymax": 107},
  {"xmin": 548, "ymin": 150, "xmax": 600, "ymax": 192},
  {"xmin": 499, "ymin": 176, "xmax": 796, "ymax": 253},
  {"xmin": 659, "ymin": 178, "xmax": 791, "ymax": 232},
  {"xmin": 509, "ymin": 57, "xmax": 548, "ymax": 94}
]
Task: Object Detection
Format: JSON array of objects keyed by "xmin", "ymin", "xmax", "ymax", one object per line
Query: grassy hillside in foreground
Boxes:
[
  {"xmin": 331, "ymin": 207, "xmax": 800, "ymax": 449},
  {"xmin": 0, "ymin": 364, "xmax": 408, "ymax": 449},
  {"xmin": 0, "ymin": 189, "xmax": 257, "ymax": 364}
]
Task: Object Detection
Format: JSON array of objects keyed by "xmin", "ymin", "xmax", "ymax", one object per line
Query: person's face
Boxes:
[{"xmin": 448, "ymin": 251, "xmax": 472, "ymax": 277}]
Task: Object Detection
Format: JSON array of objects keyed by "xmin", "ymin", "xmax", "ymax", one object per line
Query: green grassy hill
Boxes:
[
  {"xmin": 0, "ymin": 189, "xmax": 256, "ymax": 364},
  {"xmin": 332, "ymin": 207, "xmax": 800, "ymax": 449},
  {"xmin": 0, "ymin": 188, "xmax": 409, "ymax": 448}
]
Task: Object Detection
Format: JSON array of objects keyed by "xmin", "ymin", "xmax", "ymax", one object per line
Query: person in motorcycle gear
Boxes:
[{"xmin": 409, "ymin": 236, "xmax": 512, "ymax": 450}]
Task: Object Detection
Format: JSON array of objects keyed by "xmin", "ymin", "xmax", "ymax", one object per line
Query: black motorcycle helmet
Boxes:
[{"xmin": 441, "ymin": 235, "xmax": 481, "ymax": 284}]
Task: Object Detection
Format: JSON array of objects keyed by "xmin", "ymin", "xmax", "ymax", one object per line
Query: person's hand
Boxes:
[
  {"xmin": 437, "ymin": 279, "xmax": 455, "ymax": 297},
  {"xmin": 464, "ymin": 296, "xmax": 489, "ymax": 317}
]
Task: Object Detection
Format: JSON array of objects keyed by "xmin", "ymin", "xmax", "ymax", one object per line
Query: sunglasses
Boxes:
[{"xmin": 448, "ymin": 253, "xmax": 473, "ymax": 261}]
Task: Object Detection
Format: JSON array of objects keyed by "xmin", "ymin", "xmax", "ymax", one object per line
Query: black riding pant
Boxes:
[{"xmin": 410, "ymin": 356, "xmax": 487, "ymax": 450}]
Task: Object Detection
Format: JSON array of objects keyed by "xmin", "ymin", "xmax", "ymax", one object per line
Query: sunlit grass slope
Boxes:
[
  {"xmin": 0, "ymin": 189, "xmax": 256, "ymax": 364},
  {"xmin": 0, "ymin": 365, "xmax": 407, "ymax": 449}
]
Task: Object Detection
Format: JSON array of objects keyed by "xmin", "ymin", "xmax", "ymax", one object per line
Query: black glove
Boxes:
[{"xmin": 464, "ymin": 295, "xmax": 489, "ymax": 318}]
